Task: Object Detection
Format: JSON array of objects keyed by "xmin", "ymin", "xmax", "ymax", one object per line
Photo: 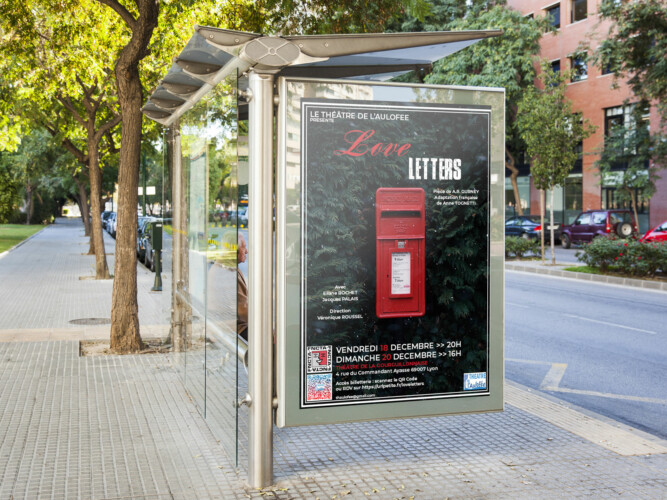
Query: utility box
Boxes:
[
  {"xmin": 151, "ymin": 222, "xmax": 163, "ymax": 254},
  {"xmin": 376, "ymin": 188, "xmax": 425, "ymax": 318}
]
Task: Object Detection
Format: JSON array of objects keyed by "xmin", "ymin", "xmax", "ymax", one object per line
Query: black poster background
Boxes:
[{"xmin": 300, "ymin": 99, "xmax": 490, "ymax": 407}]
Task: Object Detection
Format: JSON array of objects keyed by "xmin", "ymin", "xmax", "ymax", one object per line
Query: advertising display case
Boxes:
[{"xmin": 276, "ymin": 78, "xmax": 505, "ymax": 427}]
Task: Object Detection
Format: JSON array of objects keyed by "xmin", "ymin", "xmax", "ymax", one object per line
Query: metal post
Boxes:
[
  {"xmin": 152, "ymin": 248, "xmax": 163, "ymax": 291},
  {"xmin": 169, "ymin": 122, "xmax": 191, "ymax": 350},
  {"xmin": 142, "ymin": 157, "xmax": 148, "ymax": 216},
  {"xmin": 247, "ymin": 70, "xmax": 274, "ymax": 488}
]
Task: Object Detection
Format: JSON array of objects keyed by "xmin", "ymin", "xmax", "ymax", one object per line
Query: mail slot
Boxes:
[{"xmin": 376, "ymin": 188, "xmax": 425, "ymax": 318}]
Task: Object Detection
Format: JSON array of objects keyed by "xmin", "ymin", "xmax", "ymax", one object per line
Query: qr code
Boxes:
[
  {"xmin": 306, "ymin": 374, "xmax": 332, "ymax": 401},
  {"xmin": 307, "ymin": 345, "xmax": 332, "ymax": 373}
]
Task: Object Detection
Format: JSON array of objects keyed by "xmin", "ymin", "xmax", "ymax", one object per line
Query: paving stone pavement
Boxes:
[
  {"xmin": 0, "ymin": 219, "xmax": 666, "ymax": 499},
  {"xmin": 0, "ymin": 218, "xmax": 170, "ymax": 340}
]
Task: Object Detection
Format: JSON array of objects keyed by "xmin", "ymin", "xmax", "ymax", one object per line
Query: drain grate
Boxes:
[{"xmin": 69, "ymin": 318, "xmax": 111, "ymax": 326}]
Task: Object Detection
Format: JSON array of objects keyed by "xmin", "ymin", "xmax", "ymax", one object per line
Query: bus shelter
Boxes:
[{"xmin": 143, "ymin": 27, "xmax": 505, "ymax": 487}]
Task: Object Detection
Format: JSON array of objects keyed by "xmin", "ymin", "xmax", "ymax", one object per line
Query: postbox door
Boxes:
[{"xmin": 377, "ymin": 239, "xmax": 424, "ymax": 318}]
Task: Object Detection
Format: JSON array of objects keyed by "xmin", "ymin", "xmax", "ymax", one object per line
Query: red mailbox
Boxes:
[{"xmin": 376, "ymin": 188, "xmax": 425, "ymax": 318}]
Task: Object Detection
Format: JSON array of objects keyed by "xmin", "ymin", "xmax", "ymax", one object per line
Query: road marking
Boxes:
[
  {"xmin": 562, "ymin": 314, "xmax": 657, "ymax": 335},
  {"xmin": 505, "ymin": 301, "xmax": 530, "ymax": 308},
  {"xmin": 544, "ymin": 386, "xmax": 667, "ymax": 405},
  {"xmin": 539, "ymin": 363, "xmax": 567, "ymax": 390},
  {"xmin": 506, "ymin": 358, "xmax": 551, "ymax": 365},
  {"xmin": 508, "ymin": 358, "xmax": 667, "ymax": 405}
]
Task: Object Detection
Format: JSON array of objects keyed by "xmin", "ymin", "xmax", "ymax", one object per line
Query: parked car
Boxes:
[
  {"xmin": 640, "ymin": 220, "xmax": 667, "ymax": 243},
  {"xmin": 505, "ymin": 215, "xmax": 560, "ymax": 241},
  {"xmin": 106, "ymin": 212, "xmax": 117, "ymax": 237},
  {"xmin": 101, "ymin": 211, "xmax": 113, "ymax": 230},
  {"xmin": 238, "ymin": 207, "xmax": 248, "ymax": 227},
  {"xmin": 136, "ymin": 217, "xmax": 155, "ymax": 262},
  {"xmin": 560, "ymin": 209, "xmax": 637, "ymax": 248},
  {"xmin": 505, "ymin": 215, "xmax": 540, "ymax": 239}
]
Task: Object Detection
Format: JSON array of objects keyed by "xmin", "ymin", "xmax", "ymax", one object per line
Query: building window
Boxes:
[
  {"xmin": 564, "ymin": 177, "xmax": 582, "ymax": 223},
  {"xmin": 571, "ymin": 0, "xmax": 587, "ymax": 23},
  {"xmin": 603, "ymin": 103, "xmax": 650, "ymax": 164},
  {"xmin": 546, "ymin": 4, "xmax": 561, "ymax": 29},
  {"xmin": 551, "ymin": 59, "xmax": 561, "ymax": 74},
  {"xmin": 604, "ymin": 104, "xmax": 649, "ymax": 136},
  {"xmin": 570, "ymin": 53, "xmax": 587, "ymax": 82},
  {"xmin": 602, "ymin": 188, "xmax": 647, "ymax": 212}
]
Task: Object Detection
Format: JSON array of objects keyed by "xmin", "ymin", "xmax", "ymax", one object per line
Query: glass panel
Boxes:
[
  {"xmin": 505, "ymin": 176, "xmax": 530, "ymax": 216},
  {"xmin": 547, "ymin": 4, "xmax": 561, "ymax": 28},
  {"xmin": 564, "ymin": 176, "xmax": 582, "ymax": 224},
  {"xmin": 175, "ymin": 71, "xmax": 240, "ymax": 464},
  {"xmin": 180, "ymin": 95, "xmax": 209, "ymax": 418},
  {"xmin": 201, "ymin": 75, "xmax": 241, "ymax": 464},
  {"xmin": 570, "ymin": 54, "xmax": 587, "ymax": 82},
  {"xmin": 571, "ymin": 0, "xmax": 587, "ymax": 22}
]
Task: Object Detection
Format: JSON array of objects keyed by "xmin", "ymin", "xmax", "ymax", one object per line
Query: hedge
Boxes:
[
  {"xmin": 576, "ymin": 236, "xmax": 667, "ymax": 277},
  {"xmin": 505, "ymin": 236, "xmax": 540, "ymax": 259}
]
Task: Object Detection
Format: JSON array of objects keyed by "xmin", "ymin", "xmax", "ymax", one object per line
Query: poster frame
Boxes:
[{"xmin": 275, "ymin": 77, "xmax": 505, "ymax": 428}]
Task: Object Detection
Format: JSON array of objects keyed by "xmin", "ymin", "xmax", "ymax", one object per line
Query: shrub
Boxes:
[
  {"xmin": 577, "ymin": 235, "xmax": 667, "ymax": 276},
  {"xmin": 505, "ymin": 236, "xmax": 540, "ymax": 259}
]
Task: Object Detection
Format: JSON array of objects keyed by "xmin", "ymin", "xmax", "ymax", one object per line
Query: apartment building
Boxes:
[{"xmin": 507, "ymin": 0, "xmax": 666, "ymax": 231}]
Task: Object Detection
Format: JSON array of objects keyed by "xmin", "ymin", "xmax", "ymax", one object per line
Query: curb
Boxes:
[
  {"xmin": 506, "ymin": 262, "xmax": 667, "ymax": 292},
  {"xmin": 0, "ymin": 225, "xmax": 50, "ymax": 261}
]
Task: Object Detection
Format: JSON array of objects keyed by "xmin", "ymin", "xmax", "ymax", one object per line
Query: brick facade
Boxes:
[{"xmin": 508, "ymin": 0, "xmax": 666, "ymax": 229}]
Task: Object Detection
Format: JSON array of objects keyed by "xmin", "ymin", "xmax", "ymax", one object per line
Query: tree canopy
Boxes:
[
  {"xmin": 593, "ymin": 0, "xmax": 667, "ymax": 119},
  {"xmin": 518, "ymin": 63, "xmax": 596, "ymax": 262},
  {"xmin": 595, "ymin": 105, "xmax": 661, "ymax": 228},
  {"xmin": 421, "ymin": 2, "xmax": 546, "ymax": 215}
]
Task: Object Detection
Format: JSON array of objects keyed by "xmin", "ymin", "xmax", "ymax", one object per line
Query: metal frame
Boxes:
[
  {"xmin": 247, "ymin": 70, "xmax": 275, "ymax": 487},
  {"xmin": 275, "ymin": 77, "xmax": 506, "ymax": 428}
]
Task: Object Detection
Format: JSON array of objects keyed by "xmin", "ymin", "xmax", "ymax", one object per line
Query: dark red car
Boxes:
[
  {"xmin": 560, "ymin": 209, "xmax": 637, "ymax": 248},
  {"xmin": 640, "ymin": 220, "xmax": 667, "ymax": 243}
]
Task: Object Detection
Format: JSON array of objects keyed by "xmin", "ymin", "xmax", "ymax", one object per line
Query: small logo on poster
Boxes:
[
  {"xmin": 307, "ymin": 374, "xmax": 332, "ymax": 401},
  {"xmin": 307, "ymin": 345, "xmax": 332, "ymax": 373},
  {"xmin": 464, "ymin": 372, "xmax": 487, "ymax": 391}
]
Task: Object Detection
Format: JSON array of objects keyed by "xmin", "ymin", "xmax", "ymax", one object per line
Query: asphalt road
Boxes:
[
  {"xmin": 528, "ymin": 241, "xmax": 582, "ymax": 264},
  {"xmin": 506, "ymin": 270, "xmax": 667, "ymax": 439}
]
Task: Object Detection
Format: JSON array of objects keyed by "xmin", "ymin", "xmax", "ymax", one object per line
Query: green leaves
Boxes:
[
  {"xmin": 595, "ymin": 104, "xmax": 660, "ymax": 224},
  {"xmin": 517, "ymin": 61, "xmax": 596, "ymax": 191},
  {"xmin": 594, "ymin": 0, "xmax": 667, "ymax": 118}
]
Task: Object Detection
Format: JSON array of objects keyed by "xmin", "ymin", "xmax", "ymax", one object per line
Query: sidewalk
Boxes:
[
  {"xmin": 0, "ymin": 218, "xmax": 170, "ymax": 341},
  {"xmin": 0, "ymin": 219, "xmax": 665, "ymax": 499}
]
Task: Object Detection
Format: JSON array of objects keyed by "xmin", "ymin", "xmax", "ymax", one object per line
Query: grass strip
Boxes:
[
  {"xmin": 0, "ymin": 224, "xmax": 44, "ymax": 253},
  {"xmin": 563, "ymin": 265, "xmax": 603, "ymax": 275}
]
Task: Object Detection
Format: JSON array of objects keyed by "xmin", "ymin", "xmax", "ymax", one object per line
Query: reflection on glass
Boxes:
[{"xmin": 171, "ymin": 71, "xmax": 240, "ymax": 465}]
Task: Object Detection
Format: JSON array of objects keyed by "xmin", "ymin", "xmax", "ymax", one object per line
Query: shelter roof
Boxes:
[{"xmin": 143, "ymin": 27, "xmax": 502, "ymax": 125}]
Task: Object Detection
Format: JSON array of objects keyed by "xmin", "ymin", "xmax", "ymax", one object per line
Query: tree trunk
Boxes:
[
  {"xmin": 540, "ymin": 189, "xmax": 545, "ymax": 264},
  {"xmin": 76, "ymin": 178, "xmax": 91, "ymax": 237},
  {"xmin": 630, "ymin": 189, "xmax": 639, "ymax": 235},
  {"xmin": 25, "ymin": 185, "xmax": 34, "ymax": 224},
  {"xmin": 109, "ymin": 2, "xmax": 158, "ymax": 353},
  {"xmin": 88, "ymin": 148, "xmax": 110, "ymax": 279},
  {"xmin": 506, "ymin": 148, "xmax": 524, "ymax": 216},
  {"xmin": 550, "ymin": 188, "xmax": 556, "ymax": 265},
  {"xmin": 109, "ymin": 87, "xmax": 143, "ymax": 352}
]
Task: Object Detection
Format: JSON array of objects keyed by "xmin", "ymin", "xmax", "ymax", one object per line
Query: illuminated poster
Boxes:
[{"xmin": 301, "ymin": 99, "xmax": 491, "ymax": 407}]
